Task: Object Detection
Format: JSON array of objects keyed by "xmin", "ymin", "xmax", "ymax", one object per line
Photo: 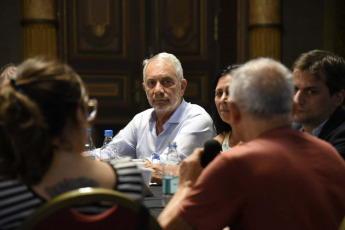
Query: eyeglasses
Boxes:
[{"xmin": 86, "ymin": 98, "xmax": 98, "ymax": 122}]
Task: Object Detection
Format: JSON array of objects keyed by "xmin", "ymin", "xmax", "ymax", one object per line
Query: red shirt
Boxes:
[{"xmin": 179, "ymin": 127, "xmax": 345, "ymax": 230}]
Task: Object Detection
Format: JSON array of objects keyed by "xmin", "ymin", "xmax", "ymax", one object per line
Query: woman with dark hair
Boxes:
[
  {"xmin": 0, "ymin": 57, "xmax": 144, "ymax": 229},
  {"xmin": 212, "ymin": 65, "xmax": 241, "ymax": 151}
]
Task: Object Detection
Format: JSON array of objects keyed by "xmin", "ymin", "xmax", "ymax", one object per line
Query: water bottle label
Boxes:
[{"xmin": 162, "ymin": 175, "xmax": 179, "ymax": 195}]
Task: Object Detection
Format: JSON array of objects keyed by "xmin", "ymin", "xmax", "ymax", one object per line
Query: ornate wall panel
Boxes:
[
  {"xmin": 82, "ymin": 74, "xmax": 128, "ymax": 102},
  {"xmin": 153, "ymin": 0, "xmax": 207, "ymax": 60},
  {"xmin": 146, "ymin": 0, "xmax": 215, "ymax": 107},
  {"xmin": 59, "ymin": 0, "xmax": 144, "ymax": 131},
  {"xmin": 183, "ymin": 72, "xmax": 208, "ymax": 105},
  {"xmin": 81, "ymin": 72, "xmax": 132, "ymax": 125},
  {"xmin": 57, "ymin": 0, "xmax": 220, "ymax": 140},
  {"xmin": 66, "ymin": 0, "xmax": 129, "ymax": 60}
]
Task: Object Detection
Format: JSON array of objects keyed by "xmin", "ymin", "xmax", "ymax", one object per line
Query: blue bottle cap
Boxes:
[
  {"xmin": 104, "ymin": 130, "xmax": 113, "ymax": 136},
  {"xmin": 168, "ymin": 141, "xmax": 177, "ymax": 148},
  {"xmin": 152, "ymin": 152, "xmax": 160, "ymax": 160}
]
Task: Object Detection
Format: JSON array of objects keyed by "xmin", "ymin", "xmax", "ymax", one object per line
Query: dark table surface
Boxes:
[{"xmin": 143, "ymin": 185, "xmax": 164, "ymax": 217}]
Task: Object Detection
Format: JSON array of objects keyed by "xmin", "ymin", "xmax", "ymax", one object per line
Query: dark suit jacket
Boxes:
[
  {"xmin": 292, "ymin": 107, "xmax": 345, "ymax": 160},
  {"xmin": 318, "ymin": 107, "xmax": 345, "ymax": 160}
]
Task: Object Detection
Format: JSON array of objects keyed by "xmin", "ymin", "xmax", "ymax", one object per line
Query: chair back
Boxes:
[
  {"xmin": 339, "ymin": 216, "xmax": 345, "ymax": 230},
  {"xmin": 16, "ymin": 187, "xmax": 162, "ymax": 230}
]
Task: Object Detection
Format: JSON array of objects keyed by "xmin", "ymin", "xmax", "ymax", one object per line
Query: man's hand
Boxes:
[
  {"xmin": 148, "ymin": 164, "xmax": 182, "ymax": 185},
  {"xmin": 144, "ymin": 160, "xmax": 163, "ymax": 185},
  {"xmin": 178, "ymin": 148, "xmax": 203, "ymax": 188},
  {"xmin": 143, "ymin": 159, "xmax": 151, "ymax": 167},
  {"xmin": 144, "ymin": 160, "xmax": 164, "ymax": 184},
  {"xmin": 148, "ymin": 164, "xmax": 163, "ymax": 184},
  {"xmin": 158, "ymin": 148, "xmax": 204, "ymax": 230}
]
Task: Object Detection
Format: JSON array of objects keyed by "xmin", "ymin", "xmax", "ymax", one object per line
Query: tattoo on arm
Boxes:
[{"xmin": 45, "ymin": 177, "xmax": 99, "ymax": 198}]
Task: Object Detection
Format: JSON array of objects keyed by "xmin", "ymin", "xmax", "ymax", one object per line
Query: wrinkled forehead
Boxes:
[{"xmin": 145, "ymin": 60, "xmax": 177, "ymax": 79}]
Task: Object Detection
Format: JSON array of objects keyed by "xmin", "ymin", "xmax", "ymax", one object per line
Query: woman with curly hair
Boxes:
[{"xmin": 0, "ymin": 57, "xmax": 143, "ymax": 229}]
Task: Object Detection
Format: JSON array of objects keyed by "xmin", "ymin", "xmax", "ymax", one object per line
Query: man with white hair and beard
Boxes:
[{"xmin": 97, "ymin": 52, "xmax": 215, "ymax": 183}]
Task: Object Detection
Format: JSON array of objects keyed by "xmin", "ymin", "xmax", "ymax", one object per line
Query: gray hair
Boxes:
[
  {"xmin": 229, "ymin": 58, "xmax": 294, "ymax": 119},
  {"xmin": 142, "ymin": 52, "xmax": 184, "ymax": 83}
]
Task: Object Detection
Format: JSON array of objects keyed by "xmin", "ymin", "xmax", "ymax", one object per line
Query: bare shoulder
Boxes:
[
  {"xmin": 85, "ymin": 159, "xmax": 117, "ymax": 187},
  {"xmin": 213, "ymin": 132, "xmax": 226, "ymax": 144},
  {"xmin": 44, "ymin": 177, "xmax": 100, "ymax": 198},
  {"xmin": 32, "ymin": 156, "xmax": 117, "ymax": 199},
  {"xmin": 49, "ymin": 160, "xmax": 116, "ymax": 198}
]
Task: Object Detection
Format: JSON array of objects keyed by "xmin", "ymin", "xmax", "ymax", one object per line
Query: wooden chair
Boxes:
[{"xmin": 16, "ymin": 187, "xmax": 162, "ymax": 230}]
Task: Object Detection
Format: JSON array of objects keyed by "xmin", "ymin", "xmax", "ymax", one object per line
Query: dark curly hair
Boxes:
[
  {"xmin": 0, "ymin": 57, "xmax": 88, "ymax": 185},
  {"xmin": 211, "ymin": 64, "xmax": 241, "ymax": 135}
]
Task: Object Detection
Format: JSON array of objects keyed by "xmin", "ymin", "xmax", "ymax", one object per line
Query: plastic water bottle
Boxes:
[
  {"xmin": 100, "ymin": 130, "xmax": 116, "ymax": 161},
  {"xmin": 162, "ymin": 141, "xmax": 181, "ymax": 206},
  {"xmin": 152, "ymin": 152, "xmax": 161, "ymax": 164},
  {"xmin": 84, "ymin": 128, "xmax": 96, "ymax": 160}
]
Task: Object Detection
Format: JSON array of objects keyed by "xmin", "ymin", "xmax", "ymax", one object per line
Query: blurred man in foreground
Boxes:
[{"xmin": 158, "ymin": 58, "xmax": 345, "ymax": 230}]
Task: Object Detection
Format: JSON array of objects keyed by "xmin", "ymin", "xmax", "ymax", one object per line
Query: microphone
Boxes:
[{"xmin": 200, "ymin": 139, "xmax": 222, "ymax": 168}]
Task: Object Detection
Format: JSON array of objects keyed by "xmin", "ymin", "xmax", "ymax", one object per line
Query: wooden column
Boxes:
[
  {"xmin": 22, "ymin": 0, "xmax": 57, "ymax": 59},
  {"xmin": 249, "ymin": 0, "xmax": 281, "ymax": 60}
]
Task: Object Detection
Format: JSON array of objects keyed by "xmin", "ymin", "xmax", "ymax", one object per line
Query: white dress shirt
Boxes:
[{"xmin": 97, "ymin": 100, "xmax": 215, "ymax": 162}]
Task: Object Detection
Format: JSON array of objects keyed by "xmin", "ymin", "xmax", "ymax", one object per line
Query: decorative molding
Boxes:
[
  {"xmin": 22, "ymin": 0, "xmax": 56, "ymax": 20},
  {"xmin": 249, "ymin": 0, "xmax": 280, "ymax": 25},
  {"xmin": 67, "ymin": 0, "xmax": 129, "ymax": 60},
  {"xmin": 250, "ymin": 27, "xmax": 281, "ymax": 60},
  {"xmin": 184, "ymin": 72, "xmax": 207, "ymax": 105},
  {"xmin": 249, "ymin": 0, "xmax": 281, "ymax": 60},
  {"xmin": 155, "ymin": 0, "xmax": 207, "ymax": 60},
  {"xmin": 81, "ymin": 73, "xmax": 128, "ymax": 103},
  {"xmin": 22, "ymin": 0, "xmax": 57, "ymax": 58}
]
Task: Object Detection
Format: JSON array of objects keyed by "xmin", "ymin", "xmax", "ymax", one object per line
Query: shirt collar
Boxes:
[
  {"xmin": 167, "ymin": 99, "xmax": 187, "ymax": 124},
  {"xmin": 312, "ymin": 119, "xmax": 329, "ymax": 136},
  {"xmin": 300, "ymin": 118, "xmax": 329, "ymax": 136}
]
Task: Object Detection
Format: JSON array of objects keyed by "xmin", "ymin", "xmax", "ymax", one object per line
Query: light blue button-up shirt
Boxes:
[
  {"xmin": 299, "ymin": 119, "xmax": 329, "ymax": 137},
  {"xmin": 97, "ymin": 100, "xmax": 215, "ymax": 162},
  {"xmin": 312, "ymin": 119, "xmax": 329, "ymax": 137}
]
